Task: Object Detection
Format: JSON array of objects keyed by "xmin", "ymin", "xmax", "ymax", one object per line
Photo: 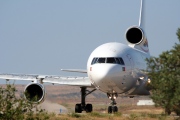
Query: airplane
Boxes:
[{"xmin": 0, "ymin": 0, "xmax": 151, "ymax": 113}]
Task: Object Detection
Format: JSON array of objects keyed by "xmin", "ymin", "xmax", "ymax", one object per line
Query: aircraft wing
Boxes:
[
  {"xmin": 0, "ymin": 73, "xmax": 92, "ymax": 87},
  {"xmin": 43, "ymin": 76, "xmax": 92, "ymax": 86},
  {"xmin": 61, "ymin": 69, "xmax": 87, "ymax": 73}
]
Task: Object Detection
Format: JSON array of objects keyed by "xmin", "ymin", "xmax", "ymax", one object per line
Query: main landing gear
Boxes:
[
  {"xmin": 75, "ymin": 87, "xmax": 96, "ymax": 113},
  {"xmin": 107, "ymin": 93, "xmax": 118, "ymax": 113}
]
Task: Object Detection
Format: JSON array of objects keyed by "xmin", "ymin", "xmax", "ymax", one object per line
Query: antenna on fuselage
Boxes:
[{"xmin": 139, "ymin": 0, "xmax": 145, "ymax": 28}]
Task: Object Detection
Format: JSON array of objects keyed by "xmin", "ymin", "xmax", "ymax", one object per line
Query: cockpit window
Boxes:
[
  {"xmin": 97, "ymin": 58, "xmax": 106, "ymax": 63},
  {"xmin": 91, "ymin": 57, "xmax": 125, "ymax": 65},
  {"xmin": 115, "ymin": 58, "xmax": 125, "ymax": 65},
  {"xmin": 106, "ymin": 57, "xmax": 116, "ymax": 63},
  {"xmin": 118, "ymin": 58, "xmax": 125, "ymax": 65},
  {"xmin": 91, "ymin": 58, "xmax": 98, "ymax": 65},
  {"xmin": 115, "ymin": 58, "xmax": 121, "ymax": 64}
]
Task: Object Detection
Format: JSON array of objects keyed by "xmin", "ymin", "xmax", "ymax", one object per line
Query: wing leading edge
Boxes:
[
  {"xmin": 61, "ymin": 69, "xmax": 87, "ymax": 73},
  {"xmin": 0, "ymin": 73, "xmax": 92, "ymax": 87}
]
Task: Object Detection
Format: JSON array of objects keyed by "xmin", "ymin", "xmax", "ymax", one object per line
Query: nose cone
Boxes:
[{"xmin": 90, "ymin": 64, "xmax": 122, "ymax": 86}]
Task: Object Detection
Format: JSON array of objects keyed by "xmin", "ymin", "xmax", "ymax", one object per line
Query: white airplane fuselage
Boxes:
[{"xmin": 87, "ymin": 42, "xmax": 150, "ymax": 96}]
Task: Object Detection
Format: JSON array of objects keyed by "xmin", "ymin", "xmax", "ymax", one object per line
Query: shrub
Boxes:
[{"xmin": 0, "ymin": 84, "xmax": 50, "ymax": 120}]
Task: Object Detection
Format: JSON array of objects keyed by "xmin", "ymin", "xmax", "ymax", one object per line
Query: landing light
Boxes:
[{"xmin": 139, "ymin": 76, "xmax": 144, "ymax": 80}]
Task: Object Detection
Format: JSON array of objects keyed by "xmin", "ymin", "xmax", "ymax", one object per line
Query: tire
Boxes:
[
  {"xmin": 108, "ymin": 106, "xmax": 112, "ymax": 113},
  {"xmin": 85, "ymin": 104, "xmax": 93, "ymax": 113},
  {"xmin": 75, "ymin": 104, "xmax": 82, "ymax": 113},
  {"xmin": 113, "ymin": 106, "xmax": 118, "ymax": 113}
]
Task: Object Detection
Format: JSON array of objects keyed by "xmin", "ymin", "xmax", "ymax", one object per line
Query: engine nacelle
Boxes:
[
  {"xmin": 24, "ymin": 83, "xmax": 46, "ymax": 103},
  {"xmin": 126, "ymin": 26, "xmax": 144, "ymax": 44},
  {"xmin": 125, "ymin": 26, "xmax": 149, "ymax": 53}
]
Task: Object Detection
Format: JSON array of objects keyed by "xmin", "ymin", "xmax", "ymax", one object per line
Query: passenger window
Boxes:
[
  {"xmin": 97, "ymin": 58, "xmax": 106, "ymax": 63},
  {"xmin": 106, "ymin": 58, "xmax": 116, "ymax": 63}
]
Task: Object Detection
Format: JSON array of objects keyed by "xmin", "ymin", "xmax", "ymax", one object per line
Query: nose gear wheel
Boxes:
[{"xmin": 107, "ymin": 93, "xmax": 118, "ymax": 113}]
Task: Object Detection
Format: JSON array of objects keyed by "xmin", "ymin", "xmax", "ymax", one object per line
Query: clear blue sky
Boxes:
[{"xmin": 0, "ymin": 0, "xmax": 179, "ymax": 77}]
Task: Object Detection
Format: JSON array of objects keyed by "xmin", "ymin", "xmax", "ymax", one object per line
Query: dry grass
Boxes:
[
  {"xmin": 45, "ymin": 112, "xmax": 176, "ymax": 120},
  {"xmin": 43, "ymin": 105, "xmax": 178, "ymax": 120}
]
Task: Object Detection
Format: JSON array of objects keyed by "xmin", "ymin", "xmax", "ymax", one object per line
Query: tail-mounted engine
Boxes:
[
  {"xmin": 24, "ymin": 83, "xmax": 46, "ymax": 103},
  {"xmin": 126, "ymin": 26, "xmax": 143, "ymax": 44},
  {"xmin": 125, "ymin": 26, "xmax": 149, "ymax": 53}
]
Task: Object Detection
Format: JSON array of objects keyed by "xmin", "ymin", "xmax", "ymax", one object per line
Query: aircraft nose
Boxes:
[{"xmin": 91, "ymin": 64, "xmax": 122, "ymax": 84}]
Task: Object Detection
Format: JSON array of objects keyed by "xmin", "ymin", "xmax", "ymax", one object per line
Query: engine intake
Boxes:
[
  {"xmin": 126, "ymin": 27, "xmax": 143, "ymax": 44},
  {"xmin": 24, "ymin": 83, "xmax": 46, "ymax": 103}
]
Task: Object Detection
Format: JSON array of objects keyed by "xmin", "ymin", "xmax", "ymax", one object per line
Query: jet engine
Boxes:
[
  {"xmin": 125, "ymin": 26, "xmax": 149, "ymax": 53},
  {"xmin": 24, "ymin": 83, "xmax": 46, "ymax": 103},
  {"xmin": 126, "ymin": 26, "xmax": 144, "ymax": 44}
]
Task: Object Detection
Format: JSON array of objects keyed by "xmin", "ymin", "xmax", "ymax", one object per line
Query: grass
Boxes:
[
  {"xmin": 44, "ymin": 105, "xmax": 176, "ymax": 120},
  {"xmin": 20, "ymin": 109, "xmax": 175, "ymax": 120},
  {"xmin": 45, "ymin": 112, "xmax": 173, "ymax": 120},
  {"xmin": 0, "ymin": 110, "xmax": 170, "ymax": 120}
]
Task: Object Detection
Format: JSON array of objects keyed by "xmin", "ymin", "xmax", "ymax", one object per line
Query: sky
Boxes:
[{"xmin": 0, "ymin": 0, "xmax": 180, "ymax": 79}]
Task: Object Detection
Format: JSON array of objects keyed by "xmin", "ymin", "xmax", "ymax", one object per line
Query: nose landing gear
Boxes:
[{"xmin": 107, "ymin": 93, "xmax": 118, "ymax": 113}]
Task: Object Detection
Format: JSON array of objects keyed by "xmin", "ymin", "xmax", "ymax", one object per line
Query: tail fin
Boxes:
[
  {"xmin": 139, "ymin": 0, "xmax": 145, "ymax": 28},
  {"xmin": 125, "ymin": 0, "xmax": 149, "ymax": 54}
]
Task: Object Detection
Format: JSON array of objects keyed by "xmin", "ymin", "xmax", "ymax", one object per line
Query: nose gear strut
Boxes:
[{"xmin": 107, "ymin": 93, "xmax": 118, "ymax": 113}]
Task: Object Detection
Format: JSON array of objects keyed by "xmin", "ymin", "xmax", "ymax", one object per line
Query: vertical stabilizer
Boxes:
[
  {"xmin": 139, "ymin": 0, "xmax": 145, "ymax": 28},
  {"xmin": 125, "ymin": 0, "xmax": 149, "ymax": 54}
]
